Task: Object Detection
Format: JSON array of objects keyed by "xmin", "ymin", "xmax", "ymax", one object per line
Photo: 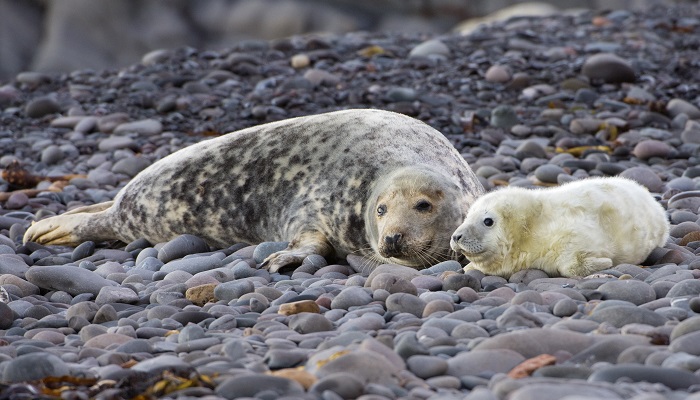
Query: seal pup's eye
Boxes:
[
  {"xmin": 483, "ymin": 218, "xmax": 494, "ymax": 227},
  {"xmin": 415, "ymin": 200, "xmax": 432, "ymax": 212},
  {"xmin": 377, "ymin": 204, "xmax": 387, "ymax": 216}
]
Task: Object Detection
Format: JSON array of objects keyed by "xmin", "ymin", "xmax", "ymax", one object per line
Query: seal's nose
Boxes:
[
  {"xmin": 452, "ymin": 233, "xmax": 462, "ymax": 243},
  {"xmin": 384, "ymin": 233, "xmax": 402, "ymax": 247}
]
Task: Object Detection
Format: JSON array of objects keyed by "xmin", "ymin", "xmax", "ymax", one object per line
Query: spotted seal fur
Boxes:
[
  {"xmin": 450, "ymin": 177, "xmax": 670, "ymax": 278},
  {"xmin": 25, "ymin": 109, "xmax": 485, "ymax": 271}
]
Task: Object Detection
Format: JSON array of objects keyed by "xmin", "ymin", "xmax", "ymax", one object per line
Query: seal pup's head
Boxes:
[
  {"xmin": 367, "ymin": 166, "xmax": 467, "ymax": 268},
  {"xmin": 450, "ymin": 187, "xmax": 540, "ymax": 277}
]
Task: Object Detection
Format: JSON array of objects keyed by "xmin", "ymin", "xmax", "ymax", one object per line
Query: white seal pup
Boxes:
[
  {"xmin": 450, "ymin": 177, "xmax": 669, "ymax": 278},
  {"xmin": 24, "ymin": 109, "xmax": 485, "ymax": 272}
]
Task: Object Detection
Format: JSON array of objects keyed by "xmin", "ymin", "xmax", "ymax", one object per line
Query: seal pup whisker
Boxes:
[{"xmin": 24, "ymin": 109, "xmax": 484, "ymax": 271}]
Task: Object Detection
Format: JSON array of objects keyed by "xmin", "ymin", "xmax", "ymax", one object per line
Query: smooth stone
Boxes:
[
  {"xmin": 681, "ymin": 120, "xmax": 700, "ymax": 145},
  {"xmin": 310, "ymin": 373, "xmax": 364, "ymax": 399},
  {"xmin": 95, "ymin": 286, "xmax": 139, "ymax": 305},
  {"xmin": 619, "ymin": 167, "xmax": 664, "ymax": 192},
  {"xmin": 669, "ymin": 331, "xmax": 700, "ymax": 356},
  {"xmin": 330, "ymin": 286, "xmax": 373, "ymax": 309},
  {"xmin": 0, "ymin": 254, "xmax": 30, "ymax": 277},
  {"xmin": 40, "ymin": 145, "xmax": 63, "ymax": 165},
  {"xmin": 443, "ymin": 274, "xmax": 480, "ymax": 292},
  {"xmin": 406, "ymin": 355, "xmax": 449, "ymax": 379},
  {"xmin": 385, "ymin": 293, "xmax": 427, "ymax": 318},
  {"xmin": 160, "ymin": 254, "xmax": 223, "ymax": 274},
  {"xmin": 113, "ymin": 118, "xmax": 163, "ymax": 136},
  {"xmin": 473, "ymin": 328, "xmax": 595, "ymax": 358},
  {"xmin": 446, "ymin": 349, "xmax": 525, "ymax": 376},
  {"xmin": 132, "ymin": 354, "xmax": 191, "ymax": 374},
  {"xmin": 587, "ymin": 304, "xmax": 668, "ymax": 328},
  {"xmin": 409, "ymin": 39, "xmax": 450, "ymax": 58},
  {"xmin": 214, "ymin": 279, "xmax": 254, "ymax": 302},
  {"xmin": 111, "ymin": 156, "xmax": 151, "ymax": 177},
  {"xmin": 508, "ymin": 381, "xmax": 623, "ymax": 400},
  {"xmin": 288, "ymin": 312, "xmax": 333, "ymax": 334},
  {"xmin": 314, "ymin": 350, "xmax": 399, "ymax": 385},
  {"xmin": 365, "ymin": 264, "xmax": 421, "ymax": 287},
  {"xmin": 216, "ymin": 374, "xmax": 305, "ymax": 399},
  {"xmin": 158, "ymin": 234, "xmax": 210, "ymax": 263},
  {"xmin": 369, "ymin": 273, "xmax": 417, "ymax": 295},
  {"xmin": 597, "ymin": 280, "xmax": 656, "ymax": 305},
  {"xmin": 581, "ymin": 53, "xmax": 635, "ymax": 83},
  {"xmin": 568, "ymin": 335, "xmax": 650, "ymax": 366},
  {"xmin": 1, "ymin": 353, "xmax": 70, "ymax": 383},
  {"xmin": 589, "ymin": 363, "xmax": 700, "ymax": 389},
  {"xmin": 667, "ymin": 98, "xmax": 700, "ymax": 119},
  {"xmin": 25, "ymin": 96, "xmax": 61, "ymax": 118},
  {"xmin": 84, "ymin": 333, "xmax": 133, "ymax": 349},
  {"xmin": 667, "ymin": 280, "xmax": 700, "ymax": 297},
  {"xmin": 632, "ymin": 140, "xmax": 673, "ymax": 160},
  {"xmin": 252, "ymin": 241, "xmax": 289, "ymax": 264},
  {"xmin": 98, "ymin": 136, "xmax": 136, "ymax": 151},
  {"xmin": 491, "ymin": 105, "xmax": 519, "ymax": 129},
  {"xmin": 25, "ymin": 265, "xmax": 117, "ymax": 296},
  {"xmin": 670, "ymin": 316, "xmax": 700, "ymax": 341},
  {"xmin": 534, "ymin": 164, "xmax": 566, "ymax": 184},
  {"xmin": 485, "ymin": 65, "xmax": 511, "ymax": 83}
]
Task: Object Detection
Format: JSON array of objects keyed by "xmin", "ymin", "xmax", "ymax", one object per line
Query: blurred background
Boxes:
[{"xmin": 0, "ymin": 0, "xmax": 690, "ymax": 82}]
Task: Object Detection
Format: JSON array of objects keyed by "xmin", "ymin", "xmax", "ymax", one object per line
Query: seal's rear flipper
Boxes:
[
  {"xmin": 23, "ymin": 201, "xmax": 115, "ymax": 246},
  {"xmin": 262, "ymin": 231, "xmax": 333, "ymax": 273}
]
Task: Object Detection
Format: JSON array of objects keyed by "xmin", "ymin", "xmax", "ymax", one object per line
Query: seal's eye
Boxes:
[
  {"xmin": 377, "ymin": 204, "xmax": 387, "ymax": 216},
  {"xmin": 483, "ymin": 217, "xmax": 494, "ymax": 227},
  {"xmin": 415, "ymin": 200, "xmax": 432, "ymax": 212}
]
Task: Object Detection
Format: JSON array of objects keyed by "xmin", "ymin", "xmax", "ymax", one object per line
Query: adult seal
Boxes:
[
  {"xmin": 25, "ymin": 109, "xmax": 485, "ymax": 272},
  {"xmin": 450, "ymin": 177, "xmax": 670, "ymax": 278}
]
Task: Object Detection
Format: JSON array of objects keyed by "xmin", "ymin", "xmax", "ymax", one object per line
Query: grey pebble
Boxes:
[
  {"xmin": 253, "ymin": 241, "xmax": 289, "ymax": 264},
  {"xmin": 2, "ymin": 353, "xmax": 70, "ymax": 383},
  {"xmin": 331, "ymin": 286, "xmax": 374, "ymax": 309},
  {"xmin": 25, "ymin": 96, "xmax": 61, "ymax": 118},
  {"xmin": 446, "ymin": 349, "xmax": 524, "ymax": 377},
  {"xmin": 598, "ymin": 279, "xmax": 656, "ymax": 305},
  {"xmin": 581, "ymin": 53, "xmax": 635, "ymax": 83},
  {"xmin": 589, "ymin": 363, "xmax": 700, "ymax": 389},
  {"xmin": 158, "ymin": 234, "xmax": 210, "ymax": 262},
  {"xmin": 25, "ymin": 265, "xmax": 117, "ymax": 296},
  {"xmin": 288, "ymin": 312, "xmax": 334, "ymax": 334},
  {"xmin": 386, "ymin": 292, "xmax": 426, "ymax": 318},
  {"xmin": 215, "ymin": 374, "xmax": 304, "ymax": 399},
  {"xmin": 587, "ymin": 304, "xmax": 668, "ymax": 327},
  {"xmin": 407, "ymin": 355, "xmax": 448, "ymax": 379}
]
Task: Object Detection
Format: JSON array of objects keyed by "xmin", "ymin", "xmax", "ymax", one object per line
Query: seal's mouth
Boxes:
[{"xmin": 451, "ymin": 239, "xmax": 485, "ymax": 257}]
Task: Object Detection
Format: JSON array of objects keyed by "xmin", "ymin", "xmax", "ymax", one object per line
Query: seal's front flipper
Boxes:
[
  {"xmin": 24, "ymin": 201, "xmax": 114, "ymax": 246},
  {"xmin": 262, "ymin": 231, "xmax": 334, "ymax": 273},
  {"xmin": 566, "ymin": 255, "xmax": 613, "ymax": 277}
]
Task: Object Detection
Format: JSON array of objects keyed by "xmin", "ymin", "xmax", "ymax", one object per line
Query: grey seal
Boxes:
[{"xmin": 25, "ymin": 109, "xmax": 485, "ymax": 271}]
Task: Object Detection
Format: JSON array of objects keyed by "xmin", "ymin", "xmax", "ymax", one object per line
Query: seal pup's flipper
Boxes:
[
  {"xmin": 23, "ymin": 201, "xmax": 115, "ymax": 246},
  {"xmin": 262, "ymin": 231, "xmax": 334, "ymax": 273},
  {"xmin": 566, "ymin": 255, "xmax": 613, "ymax": 277}
]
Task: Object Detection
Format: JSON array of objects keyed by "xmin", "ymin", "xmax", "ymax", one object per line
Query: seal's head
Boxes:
[
  {"xmin": 367, "ymin": 166, "xmax": 467, "ymax": 268},
  {"xmin": 450, "ymin": 187, "xmax": 540, "ymax": 277}
]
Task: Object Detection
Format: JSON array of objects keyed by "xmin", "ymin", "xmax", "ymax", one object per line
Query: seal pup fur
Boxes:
[
  {"xmin": 450, "ymin": 177, "xmax": 669, "ymax": 278},
  {"xmin": 25, "ymin": 109, "xmax": 485, "ymax": 272}
]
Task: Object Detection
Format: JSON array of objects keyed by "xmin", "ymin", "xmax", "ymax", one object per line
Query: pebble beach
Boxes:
[{"xmin": 3, "ymin": 4, "xmax": 700, "ymax": 400}]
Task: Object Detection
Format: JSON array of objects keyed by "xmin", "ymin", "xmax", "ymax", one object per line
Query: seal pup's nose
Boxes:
[{"xmin": 452, "ymin": 233, "xmax": 462, "ymax": 243}]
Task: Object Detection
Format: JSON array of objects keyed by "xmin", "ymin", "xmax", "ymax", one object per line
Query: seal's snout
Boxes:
[
  {"xmin": 381, "ymin": 233, "xmax": 404, "ymax": 257},
  {"xmin": 384, "ymin": 233, "xmax": 403, "ymax": 250},
  {"xmin": 452, "ymin": 233, "xmax": 462, "ymax": 243}
]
